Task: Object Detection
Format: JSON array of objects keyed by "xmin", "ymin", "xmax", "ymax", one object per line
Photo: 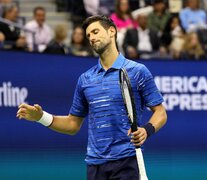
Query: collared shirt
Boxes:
[
  {"xmin": 179, "ymin": 7, "xmax": 207, "ymax": 32},
  {"xmin": 148, "ymin": 11, "xmax": 171, "ymax": 32},
  {"xmin": 70, "ymin": 53, "xmax": 163, "ymax": 165},
  {"xmin": 137, "ymin": 28, "xmax": 152, "ymax": 52},
  {"xmin": 24, "ymin": 20, "xmax": 53, "ymax": 52}
]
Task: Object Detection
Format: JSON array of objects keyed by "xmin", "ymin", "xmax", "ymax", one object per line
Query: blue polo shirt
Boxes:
[{"xmin": 70, "ymin": 53, "xmax": 163, "ymax": 165}]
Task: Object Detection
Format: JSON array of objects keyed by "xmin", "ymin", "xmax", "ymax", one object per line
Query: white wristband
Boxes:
[{"xmin": 37, "ymin": 111, "xmax": 53, "ymax": 127}]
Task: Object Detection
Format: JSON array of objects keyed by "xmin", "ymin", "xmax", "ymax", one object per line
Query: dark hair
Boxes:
[
  {"xmin": 82, "ymin": 15, "xmax": 119, "ymax": 51},
  {"xmin": 82, "ymin": 15, "xmax": 117, "ymax": 41},
  {"xmin": 71, "ymin": 25, "xmax": 88, "ymax": 46},
  {"xmin": 33, "ymin": 6, "xmax": 45, "ymax": 15},
  {"xmin": 161, "ymin": 15, "xmax": 185, "ymax": 46},
  {"xmin": 2, "ymin": 4, "xmax": 17, "ymax": 18},
  {"xmin": 115, "ymin": 0, "xmax": 133, "ymax": 20},
  {"xmin": 164, "ymin": 15, "xmax": 185, "ymax": 33}
]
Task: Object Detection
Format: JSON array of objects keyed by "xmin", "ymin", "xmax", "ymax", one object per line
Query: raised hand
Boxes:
[{"xmin": 16, "ymin": 103, "xmax": 43, "ymax": 122}]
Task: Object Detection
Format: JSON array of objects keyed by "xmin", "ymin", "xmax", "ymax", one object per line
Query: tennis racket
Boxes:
[{"xmin": 119, "ymin": 68, "xmax": 148, "ymax": 180}]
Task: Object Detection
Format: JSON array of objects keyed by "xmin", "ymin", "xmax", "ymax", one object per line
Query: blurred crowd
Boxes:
[{"xmin": 0, "ymin": 0, "xmax": 207, "ymax": 60}]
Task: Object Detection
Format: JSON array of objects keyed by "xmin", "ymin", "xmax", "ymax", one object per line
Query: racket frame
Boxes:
[{"xmin": 119, "ymin": 68, "xmax": 148, "ymax": 180}]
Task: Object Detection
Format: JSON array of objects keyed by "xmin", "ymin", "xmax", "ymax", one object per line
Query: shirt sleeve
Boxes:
[
  {"xmin": 69, "ymin": 75, "xmax": 88, "ymax": 117},
  {"xmin": 136, "ymin": 64, "xmax": 164, "ymax": 107}
]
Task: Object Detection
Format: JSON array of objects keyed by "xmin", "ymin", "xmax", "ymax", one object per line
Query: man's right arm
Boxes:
[
  {"xmin": 49, "ymin": 114, "xmax": 84, "ymax": 135},
  {"xmin": 17, "ymin": 103, "xmax": 84, "ymax": 135}
]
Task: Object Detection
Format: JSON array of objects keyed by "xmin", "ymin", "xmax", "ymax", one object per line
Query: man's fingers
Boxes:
[
  {"xmin": 131, "ymin": 128, "xmax": 147, "ymax": 145},
  {"xmin": 18, "ymin": 103, "xmax": 29, "ymax": 108},
  {"xmin": 132, "ymin": 135, "xmax": 145, "ymax": 143},
  {"xmin": 130, "ymin": 128, "xmax": 147, "ymax": 147},
  {"xmin": 17, "ymin": 112, "xmax": 34, "ymax": 121},
  {"xmin": 17, "ymin": 103, "xmax": 42, "ymax": 121},
  {"xmin": 132, "ymin": 134, "xmax": 146, "ymax": 146},
  {"xmin": 19, "ymin": 104, "xmax": 33, "ymax": 110},
  {"xmin": 127, "ymin": 128, "xmax": 131, "ymax": 136},
  {"xmin": 34, "ymin": 104, "xmax": 42, "ymax": 111},
  {"xmin": 17, "ymin": 112, "xmax": 26, "ymax": 119},
  {"xmin": 17, "ymin": 108, "xmax": 27, "ymax": 114},
  {"xmin": 131, "ymin": 135, "xmax": 145, "ymax": 143},
  {"xmin": 132, "ymin": 128, "xmax": 141, "ymax": 136},
  {"xmin": 132, "ymin": 128, "xmax": 147, "ymax": 137},
  {"xmin": 134, "ymin": 139, "xmax": 145, "ymax": 147},
  {"xmin": 16, "ymin": 114, "xmax": 21, "ymax": 119},
  {"xmin": 18, "ymin": 115, "xmax": 23, "ymax": 120}
]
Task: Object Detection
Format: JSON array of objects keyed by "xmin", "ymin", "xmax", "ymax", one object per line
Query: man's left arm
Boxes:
[
  {"xmin": 131, "ymin": 64, "xmax": 167, "ymax": 146},
  {"xmin": 148, "ymin": 104, "xmax": 167, "ymax": 133}
]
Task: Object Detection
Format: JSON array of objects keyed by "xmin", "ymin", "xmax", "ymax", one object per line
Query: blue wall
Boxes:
[{"xmin": 0, "ymin": 51, "xmax": 207, "ymax": 180}]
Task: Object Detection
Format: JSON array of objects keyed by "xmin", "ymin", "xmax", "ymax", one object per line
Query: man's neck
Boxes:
[
  {"xmin": 36, "ymin": 21, "xmax": 44, "ymax": 28},
  {"xmin": 139, "ymin": 26, "xmax": 147, "ymax": 31},
  {"xmin": 190, "ymin": 7, "xmax": 198, "ymax": 11},
  {"xmin": 99, "ymin": 45, "xmax": 119, "ymax": 71}
]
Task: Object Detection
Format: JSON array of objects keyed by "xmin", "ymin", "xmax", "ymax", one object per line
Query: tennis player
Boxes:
[{"xmin": 17, "ymin": 15, "xmax": 167, "ymax": 180}]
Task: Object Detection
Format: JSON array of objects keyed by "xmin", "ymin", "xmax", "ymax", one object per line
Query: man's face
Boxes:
[
  {"xmin": 8, "ymin": 7, "xmax": 19, "ymax": 22},
  {"xmin": 188, "ymin": 0, "xmax": 199, "ymax": 10},
  {"xmin": 137, "ymin": 15, "xmax": 148, "ymax": 29},
  {"xmin": 154, "ymin": 2, "xmax": 165, "ymax": 12},
  {"xmin": 86, "ymin": 21, "xmax": 112, "ymax": 54},
  {"xmin": 34, "ymin": 9, "xmax": 45, "ymax": 26}
]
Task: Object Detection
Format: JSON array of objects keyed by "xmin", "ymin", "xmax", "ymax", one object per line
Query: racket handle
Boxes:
[
  {"xmin": 131, "ymin": 123, "xmax": 137, "ymax": 132},
  {"xmin": 131, "ymin": 123, "xmax": 140, "ymax": 148},
  {"xmin": 136, "ymin": 148, "xmax": 148, "ymax": 180}
]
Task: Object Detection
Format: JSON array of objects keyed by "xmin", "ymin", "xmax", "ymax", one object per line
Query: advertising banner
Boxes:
[{"xmin": 0, "ymin": 51, "xmax": 206, "ymax": 179}]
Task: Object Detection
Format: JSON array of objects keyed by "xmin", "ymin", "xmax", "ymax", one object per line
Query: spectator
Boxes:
[
  {"xmin": 24, "ymin": 7, "xmax": 53, "ymax": 52},
  {"xmin": 99, "ymin": 0, "xmax": 115, "ymax": 16},
  {"xmin": 161, "ymin": 15, "xmax": 185, "ymax": 59},
  {"xmin": 44, "ymin": 24, "xmax": 68, "ymax": 55},
  {"xmin": 200, "ymin": 0, "xmax": 207, "ymax": 11},
  {"xmin": 110, "ymin": 0, "xmax": 137, "ymax": 31},
  {"xmin": 110, "ymin": 0, "xmax": 137, "ymax": 53},
  {"xmin": 70, "ymin": 0, "xmax": 87, "ymax": 26},
  {"xmin": 0, "ymin": 0, "xmax": 12, "ymax": 16},
  {"xmin": 55, "ymin": 0, "xmax": 69, "ymax": 12},
  {"xmin": 123, "ymin": 10, "xmax": 160, "ymax": 59},
  {"xmin": 148, "ymin": 0, "xmax": 171, "ymax": 37},
  {"xmin": 69, "ymin": 25, "xmax": 93, "ymax": 57},
  {"xmin": 0, "ymin": 4, "xmax": 27, "ymax": 50},
  {"xmin": 83, "ymin": 0, "xmax": 115, "ymax": 16},
  {"xmin": 181, "ymin": 32, "xmax": 205, "ymax": 60},
  {"xmin": 179, "ymin": 0, "xmax": 207, "ymax": 32},
  {"xmin": 83, "ymin": 0, "xmax": 99, "ymax": 16},
  {"xmin": 131, "ymin": 5, "xmax": 153, "ymax": 23}
]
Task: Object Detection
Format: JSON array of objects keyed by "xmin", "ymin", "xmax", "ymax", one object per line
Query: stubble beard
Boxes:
[{"xmin": 92, "ymin": 41, "xmax": 110, "ymax": 55}]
